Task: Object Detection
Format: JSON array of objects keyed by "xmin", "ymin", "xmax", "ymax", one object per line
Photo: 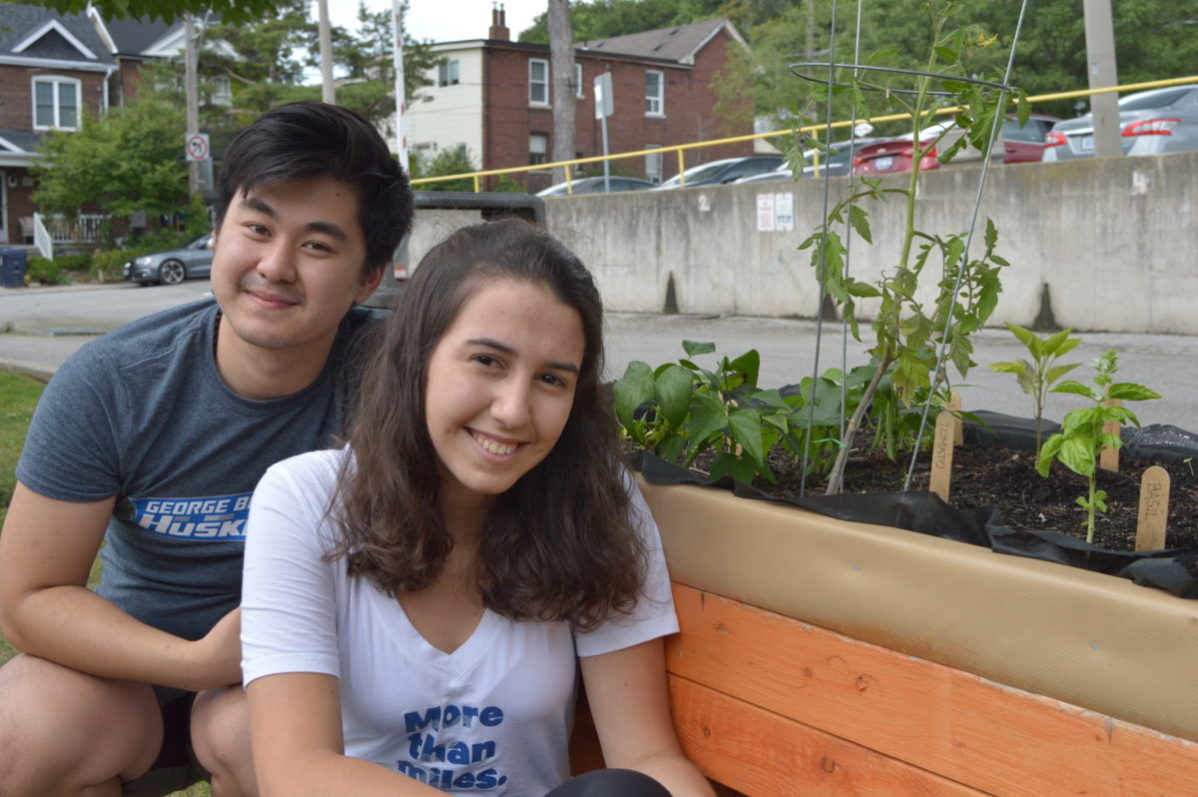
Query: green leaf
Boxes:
[
  {"xmin": 613, "ymin": 361, "xmax": 655, "ymax": 430},
  {"xmin": 1045, "ymin": 363, "xmax": 1081, "ymax": 384},
  {"xmin": 658, "ymin": 434, "xmax": 687, "ymax": 465},
  {"xmin": 1051, "ymin": 380, "xmax": 1096, "ymax": 399},
  {"xmin": 990, "ymin": 361, "xmax": 1029, "ymax": 376},
  {"xmin": 984, "ymin": 217, "xmax": 999, "ymax": 252},
  {"xmin": 654, "ymin": 364, "xmax": 695, "ymax": 429},
  {"xmin": 1041, "ymin": 328, "xmax": 1075, "ymax": 356},
  {"xmin": 1004, "ymin": 322, "xmax": 1037, "ymax": 354},
  {"xmin": 727, "ymin": 349, "xmax": 761, "ymax": 389},
  {"xmin": 727, "ymin": 409, "xmax": 765, "ymax": 465},
  {"xmin": 709, "ymin": 452, "xmax": 762, "ymax": 487},
  {"xmin": 1105, "ymin": 383, "xmax": 1162, "ymax": 402},
  {"xmin": 847, "ymin": 204, "xmax": 873, "ymax": 244},
  {"xmin": 1059, "ymin": 436, "xmax": 1097, "ymax": 477},
  {"xmin": 1037, "ymin": 434, "xmax": 1063, "ymax": 476},
  {"xmin": 847, "ymin": 279, "xmax": 882, "ymax": 298},
  {"xmin": 685, "ymin": 392, "xmax": 728, "ymax": 454},
  {"xmin": 682, "ymin": 340, "xmax": 716, "ymax": 357}
]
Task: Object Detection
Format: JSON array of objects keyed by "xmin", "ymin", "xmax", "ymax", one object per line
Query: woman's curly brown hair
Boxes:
[{"xmin": 328, "ymin": 218, "xmax": 645, "ymax": 630}]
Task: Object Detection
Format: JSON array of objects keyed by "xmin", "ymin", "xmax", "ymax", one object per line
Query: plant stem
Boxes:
[
  {"xmin": 825, "ymin": 354, "xmax": 893, "ymax": 495},
  {"xmin": 1085, "ymin": 472, "xmax": 1096, "ymax": 544}
]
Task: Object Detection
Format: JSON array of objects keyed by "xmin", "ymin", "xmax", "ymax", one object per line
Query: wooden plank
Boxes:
[
  {"xmin": 666, "ymin": 584, "xmax": 1198, "ymax": 797},
  {"xmin": 669, "ymin": 676, "xmax": 985, "ymax": 796},
  {"xmin": 948, "ymin": 389, "xmax": 963, "ymax": 446},
  {"xmin": 1100, "ymin": 398, "xmax": 1122, "ymax": 472},
  {"xmin": 929, "ymin": 411, "xmax": 955, "ymax": 502},
  {"xmin": 1135, "ymin": 465, "xmax": 1170, "ymax": 551}
]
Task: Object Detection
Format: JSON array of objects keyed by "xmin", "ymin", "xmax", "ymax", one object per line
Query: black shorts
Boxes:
[{"xmin": 120, "ymin": 691, "xmax": 210, "ymax": 796}]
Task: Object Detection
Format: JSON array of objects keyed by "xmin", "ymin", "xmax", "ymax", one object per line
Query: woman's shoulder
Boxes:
[{"xmin": 258, "ymin": 446, "xmax": 353, "ymax": 503}]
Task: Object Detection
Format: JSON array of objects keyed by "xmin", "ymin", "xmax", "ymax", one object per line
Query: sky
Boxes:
[{"xmin": 322, "ymin": 0, "xmax": 545, "ymax": 44}]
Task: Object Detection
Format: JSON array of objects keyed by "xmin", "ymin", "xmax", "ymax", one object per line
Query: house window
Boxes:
[
  {"xmin": 529, "ymin": 132, "xmax": 548, "ymax": 165},
  {"xmin": 438, "ymin": 59, "xmax": 460, "ymax": 87},
  {"xmin": 529, "ymin": 59, "xmax": 548, "ymax": 105},
  {"xmin": 646, "ymin": 70, "xmax": 664, "ymax": 116},
  {"xmin": 574, "ymin": 63, "xmax": 583, "ymax": 99},
  {"xmin": 645, "ymin": 144, "xmax": 663, "ymax": 183},
  {"xmin": 33, "ymin": 76, "xmax": 80, "ymax": 130},
  {"xmin": 209, "ymin": 76, "xmax": 232, "ymax": 107}
]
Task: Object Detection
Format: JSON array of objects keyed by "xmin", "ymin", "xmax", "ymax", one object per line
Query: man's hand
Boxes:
[{"xmin": 188, "ymin": 607, "xmax": 243, "ymax": 690}]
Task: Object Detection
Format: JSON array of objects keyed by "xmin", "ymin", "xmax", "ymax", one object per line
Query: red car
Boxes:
[{"xmin": 852, "ymin": 114, "xmax": 1061, "ymax": 176}]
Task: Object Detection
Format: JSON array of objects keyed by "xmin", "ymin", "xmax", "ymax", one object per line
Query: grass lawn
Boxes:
[{"xmin": 0, "ymin": 371, "xmax": 212, "ymax": 797}]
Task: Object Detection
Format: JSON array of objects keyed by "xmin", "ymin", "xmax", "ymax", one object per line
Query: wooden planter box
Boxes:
[{"xmin": 580, "ymin": 480, "xmax": 1198, "ymax": 795}]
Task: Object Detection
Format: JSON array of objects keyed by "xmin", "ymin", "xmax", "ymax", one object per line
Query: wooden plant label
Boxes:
[
  {"xmin": 1135, "ymin": 465, "xmax": 1170, "ymax": 551},
  {"xmin": 947, "ymin": 389, "xmax": 963, "ymax": 446},
  {"xmin": 929, "ymin": 411, "xmax": 955, "ymax": 502},
  {"xmin": 1100, "ymin": 398, "xmax": 1122, "ymax": 473}
]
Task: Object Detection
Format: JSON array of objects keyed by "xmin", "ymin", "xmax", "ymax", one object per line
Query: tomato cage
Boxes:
[{"xmin": 780, "ymin": 0, "xmax": 1032, "ymax": 498}]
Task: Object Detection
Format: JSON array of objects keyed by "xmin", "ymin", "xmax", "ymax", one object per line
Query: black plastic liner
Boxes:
[
  {"xmin": 636, "ymin": 451, "xmax": 1198, "ymax": 600},
  {"xmin": 964, "ymin": 410, "xmax": 1198, "ymax": 466}
]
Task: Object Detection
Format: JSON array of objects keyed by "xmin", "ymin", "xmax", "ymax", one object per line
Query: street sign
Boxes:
[
  {"xmin": 593, "ymin": 73, "xmax": 613, "ymax": 120},
  {"xmin": 185, "ymin": 132, "xmax": 210, "ymax": 162}
]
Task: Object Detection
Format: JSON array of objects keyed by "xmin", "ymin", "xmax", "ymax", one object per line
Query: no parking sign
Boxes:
[{"xmin": 185, "ymin": 133, "xmax": 210, "ymax": 162}]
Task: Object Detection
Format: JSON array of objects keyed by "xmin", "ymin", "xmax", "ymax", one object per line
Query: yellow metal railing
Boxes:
[{"xmin": 409, "ymin": 75, "xmax": 1198, "ymax": 193}]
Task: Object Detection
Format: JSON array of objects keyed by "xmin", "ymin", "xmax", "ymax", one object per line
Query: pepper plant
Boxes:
[
  {"xmin": 989, "ymin": 323, "xmax": 1082, "ymax": 455},
  {"xmin": 1035, "ymin": 349, "xmax": 1161, "ymax": 543}
]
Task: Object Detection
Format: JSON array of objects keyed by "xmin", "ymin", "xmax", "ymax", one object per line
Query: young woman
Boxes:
[{"xmin": 240, "ymin": 219, "xmax": 713, "ymax": 796}]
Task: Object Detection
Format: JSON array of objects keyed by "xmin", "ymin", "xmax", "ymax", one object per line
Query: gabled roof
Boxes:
[
  {"xmin": 100, "ymin": 15, "xmax": 182, "ymax": 57},
  {"xmin": 0, "ymin": 4, "xmax": 114, "ymax": 70},
  {"xmin": 577, "ymin": 17, "xmax": 745, "ymax": 65}
]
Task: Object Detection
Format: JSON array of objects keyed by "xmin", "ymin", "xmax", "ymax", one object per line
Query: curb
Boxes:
[{"xmin": 0, "ymin": 358, "xmax": 54, "ymax": 383}]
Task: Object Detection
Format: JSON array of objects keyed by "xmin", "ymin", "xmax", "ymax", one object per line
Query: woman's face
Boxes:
[{"xmin": 424, "ymin": 278, "xmax": 586, "ymax": 508}]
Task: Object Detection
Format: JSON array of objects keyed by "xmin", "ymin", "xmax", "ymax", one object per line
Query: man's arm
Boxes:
[{"xmin": 0, "ymin": 482, "xmax": 241, "ymax": 691}]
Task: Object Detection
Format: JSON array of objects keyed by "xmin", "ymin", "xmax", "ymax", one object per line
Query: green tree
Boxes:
[
  {"xmin": 332, "ymin": 1, "xmax": 439, "ymax": 131},
  {"xmin": 36, "ymin": 0, "xmax": 282, "ymax": 26},
  {"xmin": 720, "ymin": 0, "xmax": 1198, "ymax": 130},
  {"xmin": 519, "ymin": 0, "xmax": 726, "ymax": 44},
  {"xmin": 32, "ymin": 96, "xmax": 187, "ymax": 219}
]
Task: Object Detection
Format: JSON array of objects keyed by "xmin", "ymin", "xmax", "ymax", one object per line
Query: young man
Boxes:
[{"xmin": 0, "ymin": 101, "xmax": 413, "ymax": 796}]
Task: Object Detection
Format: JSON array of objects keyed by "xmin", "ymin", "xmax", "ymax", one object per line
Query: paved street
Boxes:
[{"xmin": 3, "ymin": 283, "xmax": 1196, "ymax": 432}]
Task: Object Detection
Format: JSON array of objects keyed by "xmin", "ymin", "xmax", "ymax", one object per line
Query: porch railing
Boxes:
[{"xmin": 31, "ymin": 212, "xmax": 106, "ymax": 259}]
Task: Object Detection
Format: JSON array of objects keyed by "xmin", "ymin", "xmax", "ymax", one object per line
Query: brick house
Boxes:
[
  {"xmin": 406, "ymin": 10, "xmax": 754, "ymax": 191},
  {"xmin": 0, "ymin": 4, "xmax": 115, "ymax": 245}
]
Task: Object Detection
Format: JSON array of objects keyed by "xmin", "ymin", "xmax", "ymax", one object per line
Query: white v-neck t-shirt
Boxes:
[{"xmin": 241, "ymin": 448, "xmax": 679, "ymax": 794}]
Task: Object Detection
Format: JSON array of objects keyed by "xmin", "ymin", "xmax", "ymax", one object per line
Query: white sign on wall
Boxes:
[
  {"xmin": 756, "ymin": 193, "xmax": 776, "ymax": 232},
  {"xmin": 775, "ymin": 192, "xmax": 794, "ymax": 231}
]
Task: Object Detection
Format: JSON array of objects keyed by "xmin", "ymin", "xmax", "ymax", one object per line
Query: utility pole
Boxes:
[
  {"xmin": 392, "ymin": 0, "xmax": 408, "ymax": 172},
  {"xmin": 1083, "ymin": 0, "xmax": 1121, "ymax": 158},
  {"xmin": 548, "ymin": 0, "xmax": 575, "ymax": 185},
  {"xmin": 318, "ymin": 0, "xmax": 335, "ymax": 103},
  {"xmin": 184, "ymin": 13, "xmax": 200, "ymax": 197}
]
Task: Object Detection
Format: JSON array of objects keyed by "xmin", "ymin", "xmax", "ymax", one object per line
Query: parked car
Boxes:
[
  {"xmin": 536, "ymin": 175, "xmax": 656, "ymax": 197},
  {"xmin": 733, "ymin": 138, "xmax": 882, "ymax": 184},
  {"xmin": 852, "ymin": 114, "xmax": 1061, "ymax": 176},
  {"xmin": 123, "ymin": 234, "xmax": 214, "ymax": 286},
  {"xmin": 655, "ymin": 155, "xmax": 784, "ymax": 189},
  {"xmin": 1042, "ymin": 85, "xmax": 1198, "ymax": 162}
]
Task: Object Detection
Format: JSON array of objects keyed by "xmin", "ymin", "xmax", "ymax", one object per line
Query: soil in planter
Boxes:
[{"xmin": 693, "ymin": 437, "xmax": 1198, "ymax": 553}]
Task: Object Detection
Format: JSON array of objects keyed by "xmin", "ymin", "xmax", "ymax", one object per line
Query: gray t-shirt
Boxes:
[{"xmin": 16, "ymin": 298, "xmax": 379, "ymax": 645}]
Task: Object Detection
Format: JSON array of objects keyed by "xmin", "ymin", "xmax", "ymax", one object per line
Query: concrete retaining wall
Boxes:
[{"xmin": 538, "ymin": 151, "xmax": 1198, "ymax": 334}]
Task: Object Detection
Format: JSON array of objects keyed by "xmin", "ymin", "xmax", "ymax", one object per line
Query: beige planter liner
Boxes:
[{"xmin": 642, "ymin": 479, "xmax": 1198, "ymax": 743}]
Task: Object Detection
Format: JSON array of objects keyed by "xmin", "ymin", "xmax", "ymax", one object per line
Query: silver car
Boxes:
[
  {"xmin": 123, "ymin": 234, "xmax": 214, "ymax": 286},
  {"xmin": 1043, "ymin": 85, "xmax": 1198, "ymax": 162}
]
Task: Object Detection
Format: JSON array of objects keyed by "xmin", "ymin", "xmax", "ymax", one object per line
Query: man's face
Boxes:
[{"xmin": 210, "ymin": 176, "xmax": 379, "ymax": 366}]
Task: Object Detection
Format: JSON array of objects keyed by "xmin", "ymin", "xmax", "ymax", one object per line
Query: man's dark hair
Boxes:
[{"xmin": 215, "ymin": 101, "xmax": 413, "ymax": 274}]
